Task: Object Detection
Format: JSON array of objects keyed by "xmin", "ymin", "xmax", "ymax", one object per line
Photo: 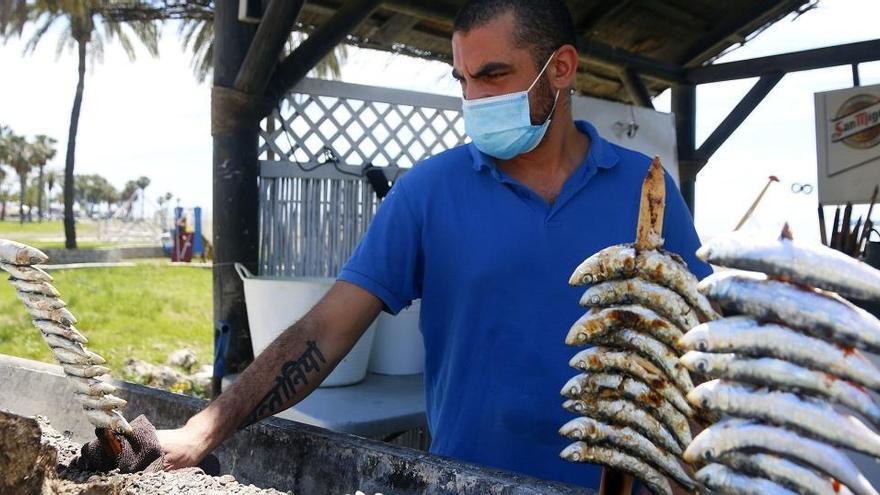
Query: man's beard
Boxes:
[{"xmin": 529, "ymin": 75, "xmax": 557, "ymax": 125}]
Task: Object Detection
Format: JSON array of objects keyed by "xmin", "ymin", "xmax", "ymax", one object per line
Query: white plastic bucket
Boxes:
[
  {"xmin": 368, "ymin": 300, "xmax": 424, "ymax": 375},
  {"xmin": 235, "ymin": 263, "xmax": 376, "ymax": 387}
]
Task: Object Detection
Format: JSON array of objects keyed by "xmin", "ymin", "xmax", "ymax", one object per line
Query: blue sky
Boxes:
[{"xmin": 1, "ymin": 0, "xmax": 879, "ymax": 241}]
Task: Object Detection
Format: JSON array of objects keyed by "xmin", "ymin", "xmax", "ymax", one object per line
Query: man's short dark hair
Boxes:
[{"xmin": 453, "ymin": 0, "xmax": 578, "ymax": 68}]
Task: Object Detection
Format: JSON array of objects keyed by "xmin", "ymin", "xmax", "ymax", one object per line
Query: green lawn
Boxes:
[
  {"xmin": 0, "ymin": 220, "xmax": 109, "ymax": 250},
  {"xmin": 0, "ymin": 263, "xmax": 213, "ymax": 373}
]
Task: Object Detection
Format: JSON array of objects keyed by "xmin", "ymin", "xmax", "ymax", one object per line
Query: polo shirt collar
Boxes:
[{"xmin": 468, "ymin": 120, "xmax": 620, "ymax": 173}]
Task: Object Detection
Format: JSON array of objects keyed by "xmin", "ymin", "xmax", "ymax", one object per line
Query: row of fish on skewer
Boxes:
[
  {"xmin": 0, "ymin": 239, "xmax": 132, "ymax": 434},
  {"xmin": 678, "ymin": 225, "xmax": 880, "ymax": 495},
  {"xmin": 559, "ymin": 159, "xmax": 717, "ymax": 495}
]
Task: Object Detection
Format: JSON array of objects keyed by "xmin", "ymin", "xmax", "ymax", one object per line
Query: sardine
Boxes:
[
  {"xmin": 696, "ymin": 463, "xmax": 797, "ymax": 495},
  {"xmin": 0, "ymin": 239, "xmax": 48, "ymax": 265},
  {"xmin": 684, "ymin": 419, "xmax": 876, "ymax": 495},
  {"xmin": 679, "ymin": 316, "xmax": 880, "ymax": 390},
  {"xmin": 566, "ymin": 305, "xmax": 684, "ymax": 350},
  {"xmin": 569, "ymin": 244, "xmax": 636, "ymax": 286},
  {"xmin": 68, "ymin": 376, "xmax": 117, "ymax": 396},
  {"xmin": 74, "ymin": 393, "xmax": 127, "ymax": 410},
  {"xmin": 32, "ymin": 319, "xmax": 87, "ymax": 344},
  {"xmin": 27, "ymin": 306, "xmax": 77, "ymax": 325},
  {"xmin": 636, "ymin": 249, "xmax": 719, "ymax": 321},
  {"xmin": 688, "ymin": 380, "xmax": 880, "ymax": 458},
  {"xmin": 697, "ymin": 230, "xmax": 880, "ymax": 301},
  {"xmin": 560, "ymin": 442, "xmax": 672, "ymax": 495},
  {"xmin": 63, "ymin": 364, "xmax": 111, "ymax": 378},
  {"xmin": 680, "ymin": 352, "xmax": 880, "ymax": 428},
  {"xmin": 561, "ymin": 372, "xmax": 691, "ymax": 449},
  {"xmin": 17, "ymin": 291, "xmax": 66, "ymax": 310},
  {"xmin": 9, "ymin": 277, "xmax": 60, "ymax": 297},
  {"xmin": 719, "ymin": 452, "xmax": 855, "ymax": 495},
  {"xmin": 699, "ymin": 271, "xmax": 880, "ymax": 352},
  {"xmin": 52, "ymin": 346, "xmax": 105, "ymax": 366},
  {"xmin": 579, "ymin": 279, "xmax": 700, "ymax": 331},
  {"xmin": 594, "ymin": 329, "xmax": 693, "ymax": 394},
  {"xmin": 43, "ymin": 333, "xmax": 87, "ymax": 353},
  {"xmin": 562, "ymin": 397, "xmax": 681, "ymax": 455},
  {"xmin": 558, "ymin": 417, "xmax": 694, "ymax": 490},
  {"xmin": 0, "ymin": 262, "xmax": 52, "ymax": 282},
  {"xmin": 568, "ymin": 347, "xmax": 693, "ymax": 416},
  {"xmin": 83, "ymin": 408, "xmax": 133, "ymax": 435}
]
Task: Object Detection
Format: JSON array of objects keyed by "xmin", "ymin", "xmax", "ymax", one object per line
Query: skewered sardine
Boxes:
[
  {"xmin": 83, "ymin": 408, "xmax": 133, "ymax": 435},
  {"xmin": 679, "ymin": 316, "xmax": 880, "ymax": 390},
  {"xmin": 63, "ymin": 364, "xmax": 111, "ymax": 378},
  {"xmin": 699, "ymin": 271, "xmax": 880, "ymax": 352},
  {"xmin": 43, "ymin": 333, "xmax": 87, "ymax": 353},
  {"xmin": 0, "ymin": 239, "xmax": 48, "ymax": 265},
  {"xmin": 26, "ymin": 306, "xmax": 77, "ymax": 325},
  {"xmin": 719, "ymin": 452, "xmax": 855, "ymax": 495},
  {"xmin": 562, "ymin": 372, "xmax": 691, "ymax": 448},
  {"xmin": 0, "ymin": 262, "xmax": 52, "ymax": 282},
  {"xmin": 568, "ymin": 347, "xmax": 692, "ymax": 416},
  {"xmin": 579, "ymin": 279, "xmax": 700, "ymax": 331},
  {"xmin": 558, "ymin": 417, "xmax": 694, "ymax": 490},
  {"xmin": 33, "ymin": 319, "xmax": 87, "ymax": 344},
  {"xmin": 696, "ymin": 463, "xmax": 797, "ymax": 495},
  {"xmin": 560, "ymin": 442, "xmax": 672, "ymax": 495},
  {"xmin": 9, "ymin": 277, "xmax": 59, "ymax": 297},
  {"xmin": 636, "ymin": 249, "xmax": 719, "ymax": 321},
  {"xmin": 68, "ymin": 376, "xmax": 117, "ymax": 396},
  {"xmin": 562, "ymin": 397, "xmax": 681, "ymax": 455},
  {"xmin": 74, "ymin": 393, "xmax": 127, "ymax": 410},
  {"xmin": 17, "ymin": 291, "xmax": 66, "ymax": 310},
  {"xmin": 680, "ymin": 351, "xmax": 880, "ymax": 428},
  {"xmin": 688, "ymin": 380, "xmax": 880, "ymax": 458},
  {"xmin": 566, "ymin": 305, "xmax": 684, "ymax": 349},
  {"xmin": 595, "ymin": 329, "xmax": 693, "ymax": 393},
  {"xmin": 697, "ymin": 230, "xmax": 880, "ymax": 301},
  {"xmin": 684, "ymin": 419, "xmax": 877, "ymax": 495},
  {"xmin": 569, "ymin": 244, "xmax": 636, "ymax": 286},
  {"xmin": 53, "ymin": 346, "xmax": 106, "ymax": 365}
]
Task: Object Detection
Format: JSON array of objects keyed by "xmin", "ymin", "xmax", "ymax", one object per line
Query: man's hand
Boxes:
[{"xmin": 156, "ymin": 423, "xmax": 211, "ymax": 470}]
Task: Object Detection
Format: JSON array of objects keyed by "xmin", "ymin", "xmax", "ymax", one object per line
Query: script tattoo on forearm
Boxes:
[{"xmin": 239, "ymin": 340, "xmax": 326, "ymax": 429}]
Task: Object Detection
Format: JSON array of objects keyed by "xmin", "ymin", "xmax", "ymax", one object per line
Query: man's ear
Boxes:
[{"xmin": 550, "ymin": 44, "xmax": 579, "ymax": 91}]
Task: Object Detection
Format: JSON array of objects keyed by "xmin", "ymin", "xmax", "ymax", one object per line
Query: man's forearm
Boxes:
[{"xmin": 187, "ymin": 312, "xmax": 346, "ymax": 454}]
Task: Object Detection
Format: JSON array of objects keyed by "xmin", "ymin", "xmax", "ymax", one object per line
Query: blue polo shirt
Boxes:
[{"xmin": 338, "ymin": 120, "xmax": 711, "ymax": 488}]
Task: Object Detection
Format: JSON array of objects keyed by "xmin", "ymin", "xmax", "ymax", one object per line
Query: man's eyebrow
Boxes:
[{"xmin": 451, "ymin": 62, "xmax": 514, "ymax": 80}]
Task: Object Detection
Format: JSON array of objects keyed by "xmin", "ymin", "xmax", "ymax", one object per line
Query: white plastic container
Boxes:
[
  {"xmin": 235, "ymin": 263, "xmax": 376, "ymax": 387},
  {"xmin": 368, "ymin": 300, "xmax": 424, "ymax": 375}
]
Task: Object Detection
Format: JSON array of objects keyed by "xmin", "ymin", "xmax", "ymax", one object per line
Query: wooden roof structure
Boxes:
[{"xmin": 295, "ymin": 0, "xmax": 814, "ymax": 105}]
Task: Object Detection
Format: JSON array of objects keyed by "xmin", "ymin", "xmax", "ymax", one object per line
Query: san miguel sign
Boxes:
[{"xmin": 816, "ymin": 83, "xmax": 880, "ymax": 204}]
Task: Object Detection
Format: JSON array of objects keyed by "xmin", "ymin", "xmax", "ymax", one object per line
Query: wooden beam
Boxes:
[
  {"xmin": 369, "ymin": 13, "xmax": 419, "ymax": 44},
  {"xmin": 268, "ymin": 0, "xmax": 380, "ymax": 99},
  {"xmin": 687, "ymin": 38, "xmax": 880, "ymax": 83},
  {"xmin": 381, "ymin": 0, "xmax": 456, "ymax": 25},
  {"xmin": 672, "ymin": 84, "xmax": 698, "ymax": 214},
  {"xmin": 681, "ymin": 0, "xmax": 806, "ymax": 66},
  {"xmin": 579, "ymin": 38, "xmax": 686, "ymax": 84},
  {"xmin": 234, "ymin": 0, "xmax": 305, "ymax": 95},
  {"xmin": 618, "ymin": 68, "xmax": 653, "ymax": 109},
  {"xmin": 577, "ymin": 0, "xmax": 633, "ymax": 35},
  {"xmin": 696, "ymin": 72, "xmax": 783, "ymax": 161}
]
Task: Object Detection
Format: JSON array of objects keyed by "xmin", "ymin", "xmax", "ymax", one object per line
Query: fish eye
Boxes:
[
  {"xmin": 701, "ymin": 398, "xmax": 711, "ymax": 409},
  {"xmin": 578, "ymin": 333, "xmax": 587, "ymax": 342},
  {"xmin": 582, "ymin": 275, "xmax": 593, "ymax": 284},
  {"xmin": 589, "ymin": 295, "xmax": 600, "ymax": 305},
  {"xmin": 704, "ymin": 448, "xmax": 716, "ymax": 461},
  {"xmin": 697, "ymin": 340, "xmax": 708, "ymax": 351},
  {"xmin": 575, "ymin": 403, "xmax": 584, "ymax": 413},
  {"xmin": 696, "ymin": 359, "xmax": 708, "ymax": 372},
  {"xmin": 570, "ymin": 386, "xmax": 579, "ymax": 396}
]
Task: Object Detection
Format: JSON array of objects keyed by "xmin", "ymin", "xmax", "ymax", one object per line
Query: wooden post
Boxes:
[
  {"xmin": 212, "ymin": 0, "xmax": 260, "ymax": 393},
  {"xmin": 672, "ymin": 83, "xmax": 698, "ymax": 215}
]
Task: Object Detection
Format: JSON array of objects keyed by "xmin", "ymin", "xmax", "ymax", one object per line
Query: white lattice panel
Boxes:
[{"xmin": 258, "ymin": 79, "xmax": 466, "ymax": 277}]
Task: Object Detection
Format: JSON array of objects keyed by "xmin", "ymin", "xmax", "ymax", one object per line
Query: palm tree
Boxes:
[
  {"xmin": 29, "ymin": 134, "xmax": 57, "ymax": 222},
  {"xmin": 135, "ymin": 175, "xmax": 150, "ymax": 218},
  {"xmin": 178, "ymin": 17, "xmax": 348, "ymax": 83},
  {"xmin": 1, "ymin": 1, "xmax": 159, "ymax": 246},
  {"xmin": 5, "ymin": 133, "xmax": 31, "ymax": 224},
  {"xmin": 45, "ymin": 169, "xmax": 57, "ymax": 219}
]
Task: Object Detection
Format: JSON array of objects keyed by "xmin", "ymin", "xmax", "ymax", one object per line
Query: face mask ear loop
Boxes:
[{"xmin": 527, "ymin": 51, "xmax": 557, "ymax": 93}]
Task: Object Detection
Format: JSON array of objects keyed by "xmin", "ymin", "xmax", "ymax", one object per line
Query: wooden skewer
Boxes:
[
  {"xmin": 831, "ymin": 206, "xmax": 842, "ymax": 250},
  {"xmin": 635, "ymin": 157, "xmax": 666, "ymax": 250},
  {"xmin": 858, "ymin": 185, "xmax": 879, "ymax": 252},
  {"xmin": 734, "ymin": 175, "xmax": 779, "ymax": 231},
  {"xmin": 840, "ymin": 202, "xmax": 853, "ymax": 252},
  {"xmin": 818, "ymin": 203, "xmax": 827, "ymax": 246}
]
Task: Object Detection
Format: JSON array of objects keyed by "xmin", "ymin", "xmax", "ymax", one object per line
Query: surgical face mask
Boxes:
[{"xmin": 461, "ymin": 53, "xmax": 561, "ymax": 160}]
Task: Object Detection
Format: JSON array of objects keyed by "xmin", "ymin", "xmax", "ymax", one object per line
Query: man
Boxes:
[{"xmin": 159, "ymin": 0, "xmax": 710, "ymax": 489}]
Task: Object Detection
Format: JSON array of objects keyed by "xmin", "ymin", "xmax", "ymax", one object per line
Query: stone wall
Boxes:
[{"xmin": 43, "ymin": 246, "xmax": 165, "ymax": 264}]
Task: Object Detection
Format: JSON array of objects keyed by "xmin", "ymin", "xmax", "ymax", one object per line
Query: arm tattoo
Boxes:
[{"xmin": 239, "ymin": 340, "xmax": 326, "ymax": 429}]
